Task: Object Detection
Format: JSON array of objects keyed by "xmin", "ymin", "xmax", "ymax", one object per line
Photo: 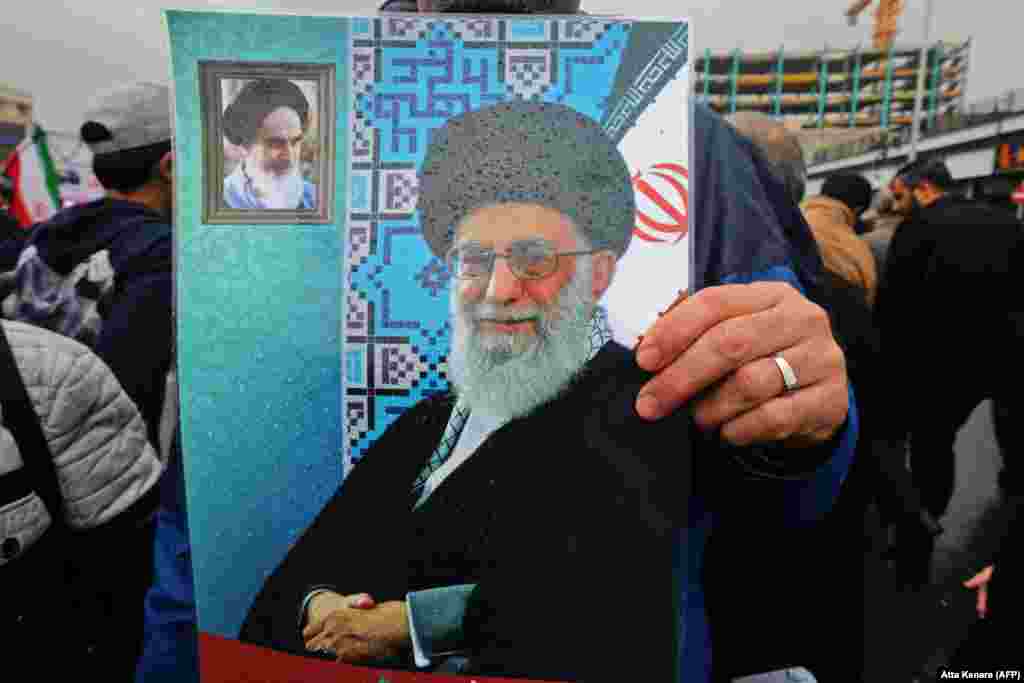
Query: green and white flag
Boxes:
[{"xmin": 3, "ymin": 125, "xmax": 61, "ymax": 227}]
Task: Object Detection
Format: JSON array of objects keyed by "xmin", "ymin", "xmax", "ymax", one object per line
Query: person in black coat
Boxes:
[
  {"xmin": 877, "ymin": 159, "xmax": 1024, "ymax": 525},
  {"xmin": 876, "ymin": 159, "xmax": 1024, "ymax": 590}
]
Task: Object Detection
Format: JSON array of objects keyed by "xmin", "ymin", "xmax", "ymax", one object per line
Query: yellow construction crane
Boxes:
[{"xmin": 845, "ymin": 0, "xmax": 905, "ymax": 50}]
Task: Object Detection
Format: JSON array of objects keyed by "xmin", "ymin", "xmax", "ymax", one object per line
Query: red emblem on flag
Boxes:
[{"xmin": 632, "ymin": 162, "xmax": 689, "ymax": 244}]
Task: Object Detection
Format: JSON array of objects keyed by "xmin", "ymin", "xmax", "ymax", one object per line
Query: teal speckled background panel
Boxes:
[{"xmin": 166, "ymin": 10, "xmax": 349, "ymax": 638}]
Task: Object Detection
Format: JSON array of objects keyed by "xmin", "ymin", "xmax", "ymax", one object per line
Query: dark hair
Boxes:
[
  {"xmin": 91, "ymin": 140, "xmax": 172, "ymax": 193},
  {"xmin": 821, "ymin": 172, "xmax": 873, "ymax": 216},
  {"xmin": 895, "ymin": 158, "xmax": 952, "ymax": 191},
  {"xmin": 379, "ymin": 0, "xmax": 582, "ymax": 12},
  {"xmin": 222, "ymin": 80, "xmax": 310, "ymax": 147}
]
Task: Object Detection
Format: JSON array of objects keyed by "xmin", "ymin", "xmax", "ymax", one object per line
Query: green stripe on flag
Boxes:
[{"xmin": 33, "ymin": 127, "xmax": 62, "ymax": 208}]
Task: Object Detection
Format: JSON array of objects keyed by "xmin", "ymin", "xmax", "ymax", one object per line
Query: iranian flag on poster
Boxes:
[
  {"xmin": 3, "ymin": 126, "xmax": 61, "ymax": 228},
  {"xmin": 600, "ymin": 58, "xmax": 691, "ymax": 350}
]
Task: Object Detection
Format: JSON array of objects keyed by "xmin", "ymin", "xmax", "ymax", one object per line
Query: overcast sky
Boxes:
[{"xmin": 2, "ymin": 0, "xmax": 1020, "ymax": 136}]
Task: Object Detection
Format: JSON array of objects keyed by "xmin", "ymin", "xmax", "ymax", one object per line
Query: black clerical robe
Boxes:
[{"xmin": 240, "ymin": 343, "xmax": 692, "ymax": 682}]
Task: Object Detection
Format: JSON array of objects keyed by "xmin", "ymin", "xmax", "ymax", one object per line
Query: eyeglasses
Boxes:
[{"xmin": 446, "ymin": 240, "xmax": 599, "ymax": 280}]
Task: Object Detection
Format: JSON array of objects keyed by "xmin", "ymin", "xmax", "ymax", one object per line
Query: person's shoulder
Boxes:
[
  {"xmin": 801, "ymin": 195, "xmax": 852, "ymax": 225},
  {"xmin": 923, "ymin": 199, "xmax": 1015, "ymax": 240},
  {"xmin": 1, "ymin": 319, "xmax": 108, "ymax": 391},
  {"xmin": 923, "ymin": 196, "xmax": 975, "ymax": 222},
  {"xmin": 2, "ymin": 318, "xmax": 93, "ymax": 359},
  {"xmin": 800, "ymin": 194, "xmax": 839, "ymax": 211},
  {"xmin": 959, "ymin": 199, "xmax": 1021, "ymax": 226},
  {"xmin": 109, "ymin": 221, "xmax": 172, "ymax": 281},
  {"xmin": 0, "ymin": 323, "xmax": 163, "ymax": 531},
  {"xmin": 693, "ymin": 101, "xmax": 753, "ymax": 163}
]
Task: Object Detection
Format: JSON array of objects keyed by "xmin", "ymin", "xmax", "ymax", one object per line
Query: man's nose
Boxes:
[{"xmin": 484, "ymin": 256, "xmax": 523, "ymax": 303}]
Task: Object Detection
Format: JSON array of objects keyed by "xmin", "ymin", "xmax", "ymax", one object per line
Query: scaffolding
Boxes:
[{"xmin": 694, "ymin": 39, "xmax": 970, "ymax": 134}]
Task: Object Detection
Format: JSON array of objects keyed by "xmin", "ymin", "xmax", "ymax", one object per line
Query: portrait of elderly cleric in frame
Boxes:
[
  {"xmin": 199, "ymin": 62, "xmax": 334, "ymax": 224},
  {"xmin": 238, "ymin": 100, "xmax": 688, "ymax": 682}
]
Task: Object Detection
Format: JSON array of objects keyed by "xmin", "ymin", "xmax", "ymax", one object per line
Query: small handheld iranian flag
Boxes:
[{"xmin": 2, "ymin": 126, "xmax": 61, "ymax": 228}]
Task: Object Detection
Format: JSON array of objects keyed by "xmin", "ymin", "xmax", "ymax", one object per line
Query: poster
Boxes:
[{"xmin": 168, "ymin": 9, "xmax": 690, "ymax": 681}]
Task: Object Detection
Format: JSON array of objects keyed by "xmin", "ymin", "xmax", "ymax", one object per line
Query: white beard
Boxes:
[
  {"xmin": 448, "ymin": 258, "xmax": 596, "ymax": 422},
  {"xmin": 247, "ymin": 162, "xmax": 305, "ymax": 209}
]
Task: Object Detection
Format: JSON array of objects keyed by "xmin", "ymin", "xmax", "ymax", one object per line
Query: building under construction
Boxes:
[{"xmin": 694, "ymin": 39, "xmax": 970, "ymax": 136}]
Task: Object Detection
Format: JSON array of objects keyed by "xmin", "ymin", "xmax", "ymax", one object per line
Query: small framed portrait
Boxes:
[{"xmin": 199, "ymin": 61, "xmax": 335, "ymax": 224}]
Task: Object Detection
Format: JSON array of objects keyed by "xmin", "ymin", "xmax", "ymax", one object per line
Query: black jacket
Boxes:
[
  {"xmin": 875, "ymin": 196, "xmax": 1024, "ymax": 427},
  {"xmin": 240, "ymin": 343, "xmax": 693, "ymax": 682},
  {"xmin": 25, "ymin": 199, "xmax": 173, "ymax": 445}
]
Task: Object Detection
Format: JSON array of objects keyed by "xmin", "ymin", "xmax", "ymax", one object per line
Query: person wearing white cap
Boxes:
[
  {"xmin": 0, "ymin": 81, "xmax": 179, "ymax": 680},
  {"xmin": 9, "ymin": 81, "xmax": 196, "ymax": 683},
  {"xmin": 7, "ymin": 80, "xmax": 175, "ymax": 451}
]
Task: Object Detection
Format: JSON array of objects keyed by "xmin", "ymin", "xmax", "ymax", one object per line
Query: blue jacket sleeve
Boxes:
[{"xmin": 691, "ymin": 102, "xmax": 857, "ymax": 527}]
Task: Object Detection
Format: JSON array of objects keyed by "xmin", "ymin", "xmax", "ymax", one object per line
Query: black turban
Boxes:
[
  {"xmin": 222, "ymin": 79, "xmax": 310, "ymax": 147},
  {"xmin": 417, "ymin": 101, "xmax": 635, "ymax": 260}
]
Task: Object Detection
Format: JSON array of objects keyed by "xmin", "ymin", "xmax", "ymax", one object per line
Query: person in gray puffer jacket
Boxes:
[{"xmin": 0, "ymin": 319, "xmax": 164, "ymax": 679}]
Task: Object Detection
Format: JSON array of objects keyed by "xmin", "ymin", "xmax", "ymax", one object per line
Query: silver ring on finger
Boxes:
[{"xmin": 772, "ymin": 354, "xmax": 799, "ymax": 393}]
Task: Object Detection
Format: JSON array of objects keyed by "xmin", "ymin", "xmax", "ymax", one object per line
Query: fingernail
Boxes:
[
  {"xmin": 636, "ymin": 344, "xmax": 661, "ymax": 370},
  {"xmin": 636, "ymin": 392, "xmax": 662, "ymax": 420}
]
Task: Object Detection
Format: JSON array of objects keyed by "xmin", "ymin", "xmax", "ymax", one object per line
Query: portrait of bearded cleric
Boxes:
[
  {"xmin": 199, "ymin": 63, "xmax": 334, "ymax": 223},
  {"xmin": 239, "ymin": 101, "xmax": 688, "ymax": 683}
]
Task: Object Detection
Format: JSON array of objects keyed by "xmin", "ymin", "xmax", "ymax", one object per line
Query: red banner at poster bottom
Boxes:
[{"xmin": 199, "ymin": 633, "xmax": 567, "ymax": 683}]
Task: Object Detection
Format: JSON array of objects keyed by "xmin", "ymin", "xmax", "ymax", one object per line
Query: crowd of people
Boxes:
[
  {"xmin": 723, "ymin": 111, "xmax": 1022, "ymax": 677},
  {"xmin": 0, "ymin": 0, "xmax": 1019, "ymax": 681}
]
